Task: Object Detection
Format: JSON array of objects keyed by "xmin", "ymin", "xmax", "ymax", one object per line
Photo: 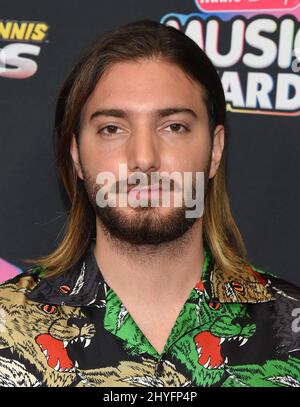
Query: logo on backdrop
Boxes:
[
  {"xmin": 161, "ymin": 0, "xmax": 300, "ymax": 116},
  {"xmin": 0, "ymin": 19, "xmax": 49, "ymax": 79}
]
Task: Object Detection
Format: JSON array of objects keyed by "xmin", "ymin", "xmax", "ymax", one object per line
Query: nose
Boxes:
[{"xmin": 126, "ymin": 125, "xmax": 160, "ymax": 174}]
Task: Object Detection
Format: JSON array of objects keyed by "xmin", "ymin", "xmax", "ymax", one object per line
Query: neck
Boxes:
[{"xmin": 93, "ymin": 218, "xmax": 205, "ymax": 307}]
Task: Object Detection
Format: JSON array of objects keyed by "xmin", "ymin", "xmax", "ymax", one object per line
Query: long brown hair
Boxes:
[{"xmin": 25, "ymin": 19, "xmax": 249, "ymax": 277}]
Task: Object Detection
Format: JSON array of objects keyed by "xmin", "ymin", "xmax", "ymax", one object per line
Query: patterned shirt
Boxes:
[{"xmin": 0, "ymin": 239, "xmax": 300, "ymax": 387}]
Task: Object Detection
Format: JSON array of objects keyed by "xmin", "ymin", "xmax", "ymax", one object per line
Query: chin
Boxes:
[{"xmin": 118, "ymin": 205, "xmax": 176, "ymax": 217}]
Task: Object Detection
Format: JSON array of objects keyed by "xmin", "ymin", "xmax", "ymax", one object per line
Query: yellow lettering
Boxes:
[
  {"xmin": 31, "ymin": 23, "xmax": 48, "ymax": 41},
  {"xmin": 0, "ymin": 21, "xmax": 12, "ymax": 40},
  {"xmin": 0, "ymin": 20, "xmax": 48, "ymax": 42},
  {"xmin": 10, "ymin": 22, "xmax": 27, "ymax": 40}
]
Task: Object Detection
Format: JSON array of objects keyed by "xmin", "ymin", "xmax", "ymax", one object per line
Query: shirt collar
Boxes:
[
  {"xmin": 201, "ymin": 245, "xmax": 276, "ymax": 303},
  {"xmin": 26, "ymin": 239, "xmax": 106, "ymax": 307},
  {"xmin": 26, "ymin": 238, "xmax": 276, "ymax": 306}
]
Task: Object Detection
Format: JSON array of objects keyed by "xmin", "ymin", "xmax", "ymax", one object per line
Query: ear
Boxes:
[
  {"xmin": 208, "ymin": 125, "xmax": 225, "ymax": 179},
  {"xmin": 70, "ymin": 134, "xmax": 84, "ymax": 180}
]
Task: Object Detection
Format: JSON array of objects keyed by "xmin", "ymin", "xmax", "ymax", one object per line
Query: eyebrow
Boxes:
[{"xmin": 89, "ymin": 107, "xmax": 198, "ymax": 122}]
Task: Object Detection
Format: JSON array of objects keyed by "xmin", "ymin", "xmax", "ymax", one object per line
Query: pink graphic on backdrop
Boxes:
[
  {"xmin": 196, "ymin": 0, "xmax": 300, "ymax": 13},
  {"xmin": 195, "ymin": 0, "xmax": 300, "ymax": 18},
  {"xmin": 0, "ymin": 258, "xmax": 22, "ymax": 283}
]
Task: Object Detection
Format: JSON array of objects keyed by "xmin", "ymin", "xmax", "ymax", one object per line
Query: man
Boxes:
[{"xmin": 1, "ymin": 19, "xmax": 300, "ymax": 387}]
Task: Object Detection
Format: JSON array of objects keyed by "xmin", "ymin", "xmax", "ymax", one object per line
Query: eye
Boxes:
[
  {"xmin": 97, "ymin": 125, "xmax": 123, "ymax": 136},
  {"xmin": 41, "ymin": 304, "xmax": 61, "ymax": 315},
  {"xmin": 164, "ymin": 123, "xmax": 189, "ymax": 133}
]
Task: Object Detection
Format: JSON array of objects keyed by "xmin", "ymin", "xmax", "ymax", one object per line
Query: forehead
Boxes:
[{"xmin": 81, "ymin": 59, "xmax": 207, "ymax": 121}]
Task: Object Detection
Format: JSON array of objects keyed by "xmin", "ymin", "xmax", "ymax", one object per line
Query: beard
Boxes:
[{"xmin": 80, "ymin": 161, "xmax": 210, "ymax": 247}]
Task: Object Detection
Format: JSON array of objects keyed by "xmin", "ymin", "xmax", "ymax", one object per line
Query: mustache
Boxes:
[{"xmin": 112, "ymin": 173, "xmax": 180, "ymax": 194}]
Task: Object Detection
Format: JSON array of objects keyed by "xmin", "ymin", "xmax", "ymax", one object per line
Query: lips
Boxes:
[
  {"xmin": 127, "ymin": 184, "xmax": 164, "ymax": 202},
  {"xmin": 127, "ymin": 184, "xmax": 162, "ymax": 193}
]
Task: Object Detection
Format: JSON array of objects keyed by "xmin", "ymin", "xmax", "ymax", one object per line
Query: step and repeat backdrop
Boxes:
[{"xmin": 0, "ymin": 1, "xmax": 299, "ymax": 284}]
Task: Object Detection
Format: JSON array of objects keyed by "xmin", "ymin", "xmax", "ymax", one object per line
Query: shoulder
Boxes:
[
  {"xmin": 250, "ymin": 263, "xmax": 300, "ymax": 302},
  {"xmin": 0, "ymin": 265, "xmax": 47, "ymax": 304},
  {"xmin": 249, "ymin": 264, "xmax": 300, "ymax": 359}
]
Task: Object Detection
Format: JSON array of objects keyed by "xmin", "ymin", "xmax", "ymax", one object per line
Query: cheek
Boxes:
[
  {"xmin": 165, "ymin": 143, "xmax": 211, "ymax": 173},
  {"xmin": 79, "ymin": 137, "xmax": 116, "ymax": 176},
  {"xmin": 167, "ymin": 127, "xmax": 211, "ymax": 169},
  {"xmin": 189, "ymin": 136, "xmax": 212, "ymax": 170}
]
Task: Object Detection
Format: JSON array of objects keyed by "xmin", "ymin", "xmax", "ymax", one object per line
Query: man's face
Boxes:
[{"xmin": 70, "ymin": 58, "xmax": 224, "ymax": 245}]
